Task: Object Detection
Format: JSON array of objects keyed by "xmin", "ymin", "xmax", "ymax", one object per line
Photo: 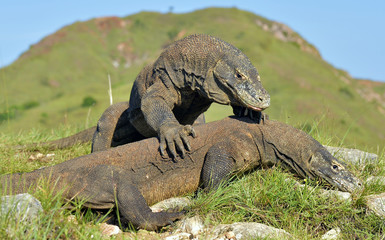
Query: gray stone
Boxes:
[
  {"xmin": 211, "ymin": 222, "xmax": 292, "ymax": 240},
  {"xmin": 0, "ymin": 193, "xmax": 43, "ymax": 222},
  {"xmin": 325, "ymin": 146, "xmax": 378, "ymax": 165},
  {"xmin": 99, "ymin": 222, "xmax": 122, "ymax": 236},
  {"xmin": 175, "ymin": 216, "xmax": 205, "ymax": 236},
  {"xmin": 320, "ymin": 188, "xmax": 351, "ymax": 202},
  {"xmin": 366, "ymin": 176, "xmax": 385, "ymax": 185},
  {"xmin": 164, "ymin": 232, "xmax": 192, "ymax": 240},
  {"xmin": 365, "ymin": 192, "xmax": 385, "ymax": 218},
  {"xmin": 321, "ymin": 227, "xmax": 341, "ymax": 240},
  {"xmin": 150, "ymin": 197, "xmax": 192, "ymax": 213},
  {"xmin": 287, "ymin": 179, "xmax": 352, "ymax": 202}
]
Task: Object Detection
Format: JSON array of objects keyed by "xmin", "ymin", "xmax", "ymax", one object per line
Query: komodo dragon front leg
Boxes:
[
  {"xmin": 91, "ymin": 99, "xmax": 205, "ymax": 154},
  {"xmin": 200, "ymin": 135, "xmax": 261, "ymax": 191},
  {"xmin": 140, "ymin": 81, "xmax": 197, "ymax": 159}
]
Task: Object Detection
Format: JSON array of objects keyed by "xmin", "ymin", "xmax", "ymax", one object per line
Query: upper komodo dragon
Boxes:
[
  {"xmin": 26, "ymin": 34, "xmax": 270, "ymax": 158},
  {"xmin": 2, "ymin": 117, "xmax": 362, "ymax": 230}
]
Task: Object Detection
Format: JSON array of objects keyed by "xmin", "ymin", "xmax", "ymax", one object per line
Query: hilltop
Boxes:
[{"xmin": 0, "ymin": 7, "xmax": 384, "ymax": 150}]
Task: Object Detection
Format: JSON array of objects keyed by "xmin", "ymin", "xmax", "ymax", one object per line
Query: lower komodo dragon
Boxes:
[
  {"xmin": 25, "ymin": 34, "xmax": 270, "ymax": 158},
  {"xmin": 1, "ymin": 117, "xmax": 362, "ymax": 230}
]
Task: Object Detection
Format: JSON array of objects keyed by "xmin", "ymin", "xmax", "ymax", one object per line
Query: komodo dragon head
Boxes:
[
  {"xmin": 307, "ymin": 148, "xmax": 363, "ymax": 193},
  {"xmin": 211, "ymin": 48, "xmax": 270, "ymax": 112},
  {"xmin": 262, "ymin": 120, "xmax": 363, "ymax": 193}
]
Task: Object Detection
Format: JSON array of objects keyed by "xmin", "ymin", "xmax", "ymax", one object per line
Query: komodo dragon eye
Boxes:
[
  {"xmin": 235, "ymin": 71, "xmax": 245, "ymax": 80},
  {"xmin": 331, "ymin": 162, "xmax": 344, "ymax": 171}
]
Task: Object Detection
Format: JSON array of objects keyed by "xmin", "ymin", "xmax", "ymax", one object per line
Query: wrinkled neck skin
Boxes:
[
  {"xmin": 258, "ymin": 120, "xmax": 362, "ymax": 193},
  {"xmin": 182, "ymin": 68, "xmax": 234, "ymax": 105},
  {"xmin": 259, "ymin": 120, "xmax": 319, "ymax": 178}
]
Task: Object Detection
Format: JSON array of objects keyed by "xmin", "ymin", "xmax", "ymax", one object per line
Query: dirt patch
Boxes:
[{"xmin": 94, "ymin": 17, "xmax": 126, "ymax": 32}]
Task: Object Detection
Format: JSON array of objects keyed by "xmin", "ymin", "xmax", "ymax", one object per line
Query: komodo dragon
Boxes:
[
  {"xmin": 1, "ymin": 117, "xmax": 362, "ymax": 230},
  {"xmin": 92, "ymin": 34, "xmax": 270, "ymax": 158},
  {"xmin": 25, "ymin": 34, "xmax": 270, "ymax": 157}
]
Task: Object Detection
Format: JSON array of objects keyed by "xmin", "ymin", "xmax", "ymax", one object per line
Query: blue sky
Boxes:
[{"xmin": 1, "ymin": 0, "xmax": 384, "ymax": 82}]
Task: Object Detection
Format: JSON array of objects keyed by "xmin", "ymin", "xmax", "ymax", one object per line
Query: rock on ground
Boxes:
[
  {"xmin": 325, "ymin": 146, "xmax": 378, "ymax": 165},
  {"xmin": 99, "ymin": 222, "xmax": 122, "ymax": 237},
  {"xmin": 0, "ymin": 193, "xmax": 43, "ymax": 222},
  {"xmin": 150, "ymin": 197, "xmax": 192, "ymax": 213},
  {"xmin": 287, "ymin": 179, "xmax": 352, "ymax": 202},
  {"xmin": 366, "ymin": 176, "xmax": 385, "ymax": 185},
  {"xmin": 321, "ymin": 227, "xmax": 341, "ymax": 240},
  {"xmin": 210, "ymin": 222, "xmax": 292, "ymax": 240},
  {"xmin": 164, "ymin": 232, "xmax": 192, "ymax": 240},
  {"xmin": 174, "ymin": 216, "xmax": 205, "ymax": 236},
  {"xmin": 365, "ymin": 192, "xmax": 385, "ymax": 218}
]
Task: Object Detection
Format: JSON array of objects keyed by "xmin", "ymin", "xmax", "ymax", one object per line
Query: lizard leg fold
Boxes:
[
  {"xmin": 116, "ymin": 182, "xmax": 184, "ymax": 231},
  {"xmin": 92, "ymin": 102, "xmax": 144, "ymax": 152},
  {"xmin": 201, "ymin": 141, "xmax": 236, "ymax": 191}
]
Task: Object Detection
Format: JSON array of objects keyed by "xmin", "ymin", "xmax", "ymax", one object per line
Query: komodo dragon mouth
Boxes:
[
  {"xmin": 235, "ymin": 83, "xmax": 269, "ymax": 111},
  {"xmin": 224, "ymin": 80, "xmax": 270, "ymax": 112}
]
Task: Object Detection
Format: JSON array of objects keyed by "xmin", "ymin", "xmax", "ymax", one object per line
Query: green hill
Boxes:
[{"xmin": 0, "ymin": 7, "xmax": 384, "ymax": 151}]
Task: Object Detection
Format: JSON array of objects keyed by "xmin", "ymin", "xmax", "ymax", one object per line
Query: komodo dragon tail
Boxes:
[{"xmin": 14, "ymin": 126, "xmax": 96, "ymax": 150}]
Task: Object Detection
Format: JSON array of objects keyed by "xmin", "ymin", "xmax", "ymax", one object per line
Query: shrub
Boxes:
[
  {"xmin": 22, "ymin": 100, "xmax": 40, "ymax": 110},
  {"xmin": 81, "ymin": 96, "xmax": 97, "ymax": 107},
  {"xmin": 339, "ymin": 87, "xmax": 354, "ymax": 99}
]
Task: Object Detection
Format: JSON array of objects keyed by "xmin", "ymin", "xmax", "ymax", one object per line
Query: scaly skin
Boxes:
[
  {"xmin": 1, "ymin": 118, "xmax": 361, "ymax": 230},
  {"xmin": 92, "ymin": 34, "xmax": 270, "ymax": 158}
]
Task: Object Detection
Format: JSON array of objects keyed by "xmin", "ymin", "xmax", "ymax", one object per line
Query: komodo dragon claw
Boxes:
[{"xmin": 159, "ymin": 123, "xmax": 196, "ymax": 159}]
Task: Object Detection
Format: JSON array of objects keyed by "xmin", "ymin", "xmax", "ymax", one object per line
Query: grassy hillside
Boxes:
[{"xmin": 0, "ymin": 7, "xmax": 384, "ymax": 151}]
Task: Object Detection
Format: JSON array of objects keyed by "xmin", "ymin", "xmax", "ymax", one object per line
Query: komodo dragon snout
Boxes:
[
  {"xmin": 309, "ymin": 148, "xmax": 363, "ymax": 193},
  {"xmin": 212, "ymin": 54, "xmax": 270, "ymax": 111}
]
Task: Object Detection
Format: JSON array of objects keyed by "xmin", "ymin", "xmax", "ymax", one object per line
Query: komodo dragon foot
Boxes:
[{"xmin": 159, "ymin": 122, "xmax": 197, "ymax": 159}]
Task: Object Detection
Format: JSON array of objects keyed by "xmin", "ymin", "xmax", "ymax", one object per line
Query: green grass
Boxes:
[
  {"xmin": 0, "ymin": 179, "xmax": 106, "ymax": 239},
  {"xmin": 1, "ymin": 121, "xmax": 385, "ymax": 239}
]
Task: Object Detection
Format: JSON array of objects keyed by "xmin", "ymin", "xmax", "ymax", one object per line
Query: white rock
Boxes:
[
  {"xmin": 320, "ymin": 188, "xmax": 351, "ymax": 202},
  {"xmin": 366, "ymin": 176, "xmax": 385, "ymax": 185},
  {"xmin": 0, "ymin": 193, "xmax": 43, "ymax": 222},
  {"xmin": 175, "ymin": 216, "xmax": 205, "ymax": 236},
  {"xmin": 165, "ymin": 232, "xmax": 192, "ymax": 240},
  {"xmin": 366, "ymin": 192, "xmax": 385, "ymax": 217},
  {"xmin": 150, "ymin": 197, "xmax": 192, "ymax": 213},
  {"xmin": 287, "ymin": 179, "xmax": 352, "ymax": 202},
  {"xmin": 325, "ymin": 146, "xmax": 378, "ymax": 165},
  {"xmin": 99, "ymin": 223, "xmax": 122, "ymax": 236},
  {"xmin": 211, "ymin": 222, "xmax": 292, "ymax": 240},
  {"xmin": 321, "ymin": 227, "xmax": 341, "ymax": 240}
]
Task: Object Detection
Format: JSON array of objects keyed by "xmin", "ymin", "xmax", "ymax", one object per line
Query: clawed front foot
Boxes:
[
  {"xmin": 159, "ymin": 123, "xmax": 196, "ymax": 159},
  {"xmin": 140, "ymin": 210, "xmax": 185, "ymax": 231}
]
